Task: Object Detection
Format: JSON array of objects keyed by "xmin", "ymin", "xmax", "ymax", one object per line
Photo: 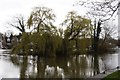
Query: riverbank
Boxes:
[
  {"xmin": 103, "ymin": 70, "xmax": 120, "ymax": 80},
  {"xmin": 10, "ymin": 47, "xmax": 118, "ymax": 57},
  {"xmin": 86, "ymin": 48, "xmax": 120, "ymax": 80},
  {"xmin": 87, "ymin": 68, "xmax": 119, "ymax": 80}
]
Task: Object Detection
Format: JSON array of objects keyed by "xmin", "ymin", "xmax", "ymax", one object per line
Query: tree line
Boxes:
[{"xmin": 10, "ymin": 5, "xmax": 117, "ymax": 57}]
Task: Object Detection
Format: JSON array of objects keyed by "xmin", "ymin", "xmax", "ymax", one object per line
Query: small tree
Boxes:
[{"xmin": 100, "ymin": 20, "xmax": 117, "ymax": 51}]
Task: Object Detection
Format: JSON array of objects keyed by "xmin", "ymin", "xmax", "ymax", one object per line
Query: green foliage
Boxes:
[
  {"xmin": 12, "ymin": 10, "xmax": 94, "ymax": 56},
  {"xmin": 12, "ymin": 33, "xmax": 30, "ymax": 55},
  {"xmin": 12, "ymin": 44, "xmax": 22, "ymax": 54},
  {"xmin": 27, "ymin": 6, "xmax": 56, "ymax": 33},
  {"xmin": 13, "ymin": 5, "xmax": 116, "ymax": 58},
  {"xmin": 103, "ymin": 70, "xmax": 120, "ymax": 80},
  {"xmin": 62, "ymin": 11, "xmax": 93, "ymax": 54}
]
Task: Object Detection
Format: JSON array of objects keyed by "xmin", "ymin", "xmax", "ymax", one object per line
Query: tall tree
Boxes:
[
  {"xmin": 62, "ymin": 11, "xmax": 92, "ymax": 40},
  {"xmin": 27, "ymin": 6, "xmax": 56, "ymax": 33},
  {"xmin": 77, "ymin": 0, "xmax": 120, "ymax": 51},
  {"xmin": 62, "ymin": 11, "xmax": 92, "ymax": 53}
]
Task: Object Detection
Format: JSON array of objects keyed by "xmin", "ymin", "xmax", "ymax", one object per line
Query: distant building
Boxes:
[
  {"xmin": 0, "ymin": 32, "xmax": 11, "ymax": 49},
  {"xmin": 0, "ymin": 32, "xmax": 22, "ymax": 49}
]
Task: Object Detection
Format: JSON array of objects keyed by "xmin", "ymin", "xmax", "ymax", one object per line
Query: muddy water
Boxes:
[{"xmin": 0, "ymin": 50, "xmax": 119, "ymax": 79}]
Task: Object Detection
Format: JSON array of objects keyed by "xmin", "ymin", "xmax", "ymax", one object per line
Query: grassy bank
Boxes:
[{"xmin": 103, "ymin": 70, "xmax": 120, "ymax": 80}]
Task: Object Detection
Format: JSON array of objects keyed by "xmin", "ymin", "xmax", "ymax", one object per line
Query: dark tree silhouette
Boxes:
[{"xmin": 9, "ymin": 15, "xmax": 26, "ymax": 34}]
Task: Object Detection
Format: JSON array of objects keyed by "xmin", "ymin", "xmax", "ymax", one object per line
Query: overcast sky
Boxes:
[{"xmin": 0, "ymin": 0, "xmax": 87, "ymax": 34}]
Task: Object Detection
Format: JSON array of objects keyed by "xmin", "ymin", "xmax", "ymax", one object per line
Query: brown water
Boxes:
[{"xmin": 0, "ymin": 49, "xmax": 119, "ymax": 79}]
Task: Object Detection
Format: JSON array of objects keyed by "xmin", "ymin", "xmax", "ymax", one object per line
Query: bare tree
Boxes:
[
  {"xmin": 76, "ymin": 0, "xmax": 120, "ymax": 51},
  {"xmin": 8, "ymin": 15, "xmax": 26, "ymax": 34},
  {"xmin": 102, "ymin": 22, "xmax": 116, "ymax": 45},
  {"xmin": 77, "ymin": 0, "xmax": 119, "ymax": 21}
]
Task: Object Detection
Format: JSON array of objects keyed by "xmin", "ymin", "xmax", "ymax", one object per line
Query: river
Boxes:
[{"xmin": 0, "ymin": 49, "xmax": 119, "ymax": 79}]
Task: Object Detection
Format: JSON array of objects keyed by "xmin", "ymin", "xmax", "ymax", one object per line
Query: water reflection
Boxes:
[
  {"xmin": 0, "ymin": 54, "xmax": 19, "ymax": 79},
  {"xmin": 0, "ymin": 51, "xmax": 119, "ymax": 79}
]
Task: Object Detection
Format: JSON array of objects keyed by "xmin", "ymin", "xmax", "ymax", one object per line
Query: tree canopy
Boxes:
[{"xmin": 27, "ymin": 6, "xmax": 56, "ymax": 33}]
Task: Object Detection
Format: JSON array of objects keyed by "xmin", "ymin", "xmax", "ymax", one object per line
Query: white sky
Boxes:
[{"xmin": 0, "ymin": 0, "xmax": 87, "ymax": 34}]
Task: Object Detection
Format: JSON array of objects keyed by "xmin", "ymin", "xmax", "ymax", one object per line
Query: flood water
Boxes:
[{"xmin": 0, "ymin": 49, "xmax": 119, "ymax": 79}]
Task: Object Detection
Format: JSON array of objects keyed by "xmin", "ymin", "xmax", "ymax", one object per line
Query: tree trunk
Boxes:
[{"xmin": 93, "ymin": 20, "xmax": 101, "ymax": 52}]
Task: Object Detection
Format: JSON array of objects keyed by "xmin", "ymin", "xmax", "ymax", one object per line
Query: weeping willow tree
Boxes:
[
  {"xmin": 27, "ymin": 6, "xmax": 58, "ymax": 56},
  {"xmin": 12, "ymin": 33, "xmax": 30, "ymax": 55},
  {"xmin": 27, "ymin": 6, "xmax": 56, "ymax": 33},
  {"xmin": 62, "ymin": 11, "xmax": 93, "ymax": 54},
  {"xmin": 12, "ymin": 6, "xmax": 64, "ymax": 57},
  {"xmin": 12, "ymin": 6, "xmax": 93, "ymax": 57}
]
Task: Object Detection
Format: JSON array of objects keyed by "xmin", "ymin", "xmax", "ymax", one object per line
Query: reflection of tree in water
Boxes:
[
  {"xmin": 67, "ymin": 55, "xmax": 93, "ymax": 78},
  {"xmin": 9, "ymin": 54, "xmax": 102, "ymax": 78},
  {"xmin": 36, "ymin": 56, "xmax": 46, "ymax": 78},
  {"xmin": 19, "ymin": 56, "xmax": 28, "ymax": 80},
  {"xmin": 10, "ymin": 55, "xmax": 21, "ymax": 66},
  {"xmin": 92, "ymin": 54, "xmax": 100, "ymax": 75},
  {"xmin": 10, "ymin": 55, "xmax": 28, "ymax": 79}
]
